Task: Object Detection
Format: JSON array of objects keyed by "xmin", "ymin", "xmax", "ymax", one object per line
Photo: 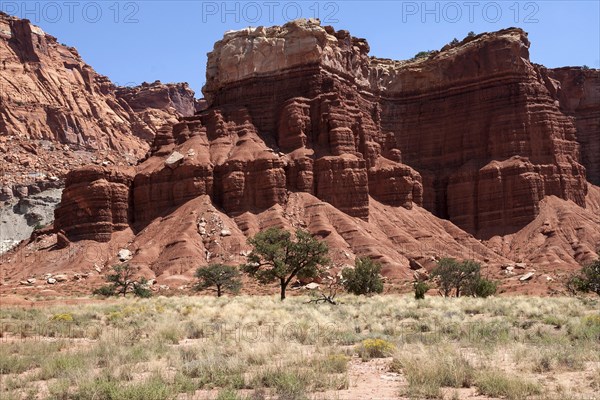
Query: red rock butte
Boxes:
[{"xmin": 2, "ymin": 19, "xmax": 599, "ymax": 293}]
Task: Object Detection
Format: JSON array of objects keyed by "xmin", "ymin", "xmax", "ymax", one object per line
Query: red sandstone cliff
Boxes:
[
  {"xmin": 2, "ymin": 20, "xmax": 599, "ymax": 294},
  {"xmin": 0, "ymin": 12, "xmax": 196, "ymax": 199},
  {"xmin": 548, "ymin": 67, "xmax": 600, "ymax": 186}
]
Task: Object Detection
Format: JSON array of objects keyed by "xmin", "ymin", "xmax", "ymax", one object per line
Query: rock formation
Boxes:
[
  {"xmin": 114, "ymin": 81, "xmax": 199, "ymax": 141},
  {"xmin": 0, "ymin": 12, "xmax": 200, "ymax": 254},
  {"xmin": 2, "ymin": 19, "xmax": 599, "ymax": 293},
  {"xmin": 0, "ymin": 12, "xmax": 197, "ymax": 197},
  {"xmin": 54, "ymin": 166, "xmax": 135, "ymax": 242},
  {"xmin": 548, "ymin": 67, "xmax": 600, "ymax": 186}
]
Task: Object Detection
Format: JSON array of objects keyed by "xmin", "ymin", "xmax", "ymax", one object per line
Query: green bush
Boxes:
[
  {"xmin": 414, "ymin": 282, "xmax": 429, "ymax": 300},
  {"xmin": 413, "ymin": 50, "xmax": 433, "ymax": 59},
  {"xmin": 466, "ymin": 278, "xmax": 498, "ymax": 298},
  {"xmin": 566, "ymin": 259, "xmax": 600, "ymax": 296},
  {"xmin": 93, "ymin": 285, "xmax": 116, "ymax": 297},
  {"xmin": 342, "ymin": 257, "xmax": 384, "ymax": 296},
  {"xmin": 133, "ymin": 277, "xmax": 153, "ymax": 298}
]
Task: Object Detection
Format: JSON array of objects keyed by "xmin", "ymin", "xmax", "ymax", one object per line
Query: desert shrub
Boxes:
[
  {"xmin": 566, "ymin": 259, "xmax": 600, "ymax": 296},
  {"xmin": 414, "ymin": 282, "xmax": 429, "ymax": 300},
  {"xmin": 583, "ymin": 314, "xmax": 600, "ymax": 327},
  {"xmin": 568, "ymin": 314, "xmax": 600, "ymax": 341},
  {"xmin": 37, "ymin": 352, "xmax": 87, "ymax": 380},
  {"xmin": 48, "ymin": 378, "xmax": 72, "ymax": 399},
  {"xmin": 0, "ymin": 353, "xmax": 36, "ymax": 374},
  {"xmin": 253, "ymin": 364, "xmax": 346, "ymax": 398},
  {"xmin": 312, "ymin": 353, "xmax": 349, "ymax": 374},
  {"xmin": 356, "ymin": 338, "xmax": 395, "ymax": 360},
  {"xmin": 158, "ymin": 325, "xmax": 183, "ymax": 345},
  {"xmin": 195, "ymin": 264, "xmax": 242, "ymax": 297},
  {"xmin": 182, "ymin": 357, "xmax": 245, "ymax": 389},
  {"xmin": 132, "ymin": 277, "xmax": 152, "ymax": 298},
  {"xmin": 216, "ymin": 388, "xmax": 248, "ymax": 400},
  {"xmin": 413, "ymin": 50, "xmax": 433, "ymax": 59},
  {"xmin": 50, "ymin": 313, "xmax": 74, "ymax": 322},
  {"xmin": 475, "ymin": 369, "xmax": 542, "ymax": 400},
  {"xmin": 184, "ymin": 321, "xmax": 206, "ymax": 339},
  {"xmin": 93, "ymin": 285, "xmax": 116, "ymax": 297},
  {"xmin": 254, "ymin": 369, "xmax": 307, "ymax": 400},
  {"xmin": 396, "ymin": 348, "xmax": 475, "ymax": 398},
  {"xmin": 74, "ymin": 373, "xmax": 174, "ymax": 400},
  {"xmin": 342, "ymin": 257, "xmax": 384, "ymax": 296},
  {"xmin": 465, "ymin": 278, "xmax": 497, "ymax": 298}
]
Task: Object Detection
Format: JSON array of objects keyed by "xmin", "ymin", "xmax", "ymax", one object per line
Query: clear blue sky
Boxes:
[{"xmin": 4, "ymin": 1, "xmax": 599, "ymax": 97}]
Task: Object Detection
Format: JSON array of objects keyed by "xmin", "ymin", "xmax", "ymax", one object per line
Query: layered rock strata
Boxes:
[
  {"xmin": 0, "ymin": 12, "xmax": 196, "ymax": 195},
  {"xmin": 548, "ymin": 67, "xmax": 600, "ymax": 186},
  {"xmin": 201, "ymin": 21, "xmax": 589, "ymax": 237},
  {"xmin": 54, "ymin": 166, "xmax": 134, "ymax": 242},
  {"xmin": 54, "ymin": 20, "xmax": 594, "ymax": 242}
]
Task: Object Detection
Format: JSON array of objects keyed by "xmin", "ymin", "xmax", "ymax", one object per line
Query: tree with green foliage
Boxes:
[
  {"xmin": 194, "ymin": 264, "xmax": 242, "ymax": 297},
  {"xmin": 431, "ymin": 258, "xmax": 495, "ymax": 298},
  {"xmin": 93, "ymin": 264, "xmax": 152, "ymax": 298},
  {"xmin": 566, "ymin": 259, "xmax": 600, "ymax": 296},
  {"xmin": 413, "ymin": 50, "xmax": 433, "ymax": 59},
  {"xmin": 342, "ymin": 257, "xmax": 384, "ymax": 296},
  {"xmin": 414, "ymin": 281, "xmax": 429, "ymax": 300},
  {"xmin": 465, "ymin": 277, "xmax": 498, "ymax": 298},
  {"xmin": 453, "ymin": 260, "xmax": 481, "ymax": 297},
  {"xmin": 467, "ymin": 31, "xmax": 476, "ymax": 37},
  {"xmin": 431, "ymin": 258, "xmax": 460, "ymax": 297},
  {"xmin": 243, "ymin": 228, "xmax": 329, "ymax": 301},
  {"xmin": 132, "ymin": 277, "xmax": 153, "ymax": 298}
]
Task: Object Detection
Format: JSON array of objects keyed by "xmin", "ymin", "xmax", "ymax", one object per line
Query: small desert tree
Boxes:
[
  {"xmin": 93, "ymin": 264, "xmax": 152, "ymax": 298},
  {"xmin": 243, "ymin": 228, "xmax": 329, "ymax": 301},
  {"xmin": 431, "ymin": 258, "xmax": 491, "ymax": 297},
  {"xmin": 414, "ymin": 281, "xmax": 429, "ymax": 300},
  {"xmin": 453, "ymin": 260, "xmax": 481, "ymax": 297},
  {"xmin": 431, "ymin": 258, "xmax": 460, "ymax": 297},
  {"xmin": 566, "ymin": 259, "xmax": 600, "ymax": 296},
  {"xmin": 342, "ymin": 257, "xmax": 384, "ymax": 296},
  {"xmin": 195, "ymin": 264, "xmax": 242, "ymax": 297},
  {"xmin": 464, "ymin": 276, "xmax": 498, "ymax": 298}
]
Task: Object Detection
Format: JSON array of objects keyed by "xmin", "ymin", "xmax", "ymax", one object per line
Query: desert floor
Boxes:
[{"xmin": 0, "ymin": 295, "xmax": 599, "ymax": 400}]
